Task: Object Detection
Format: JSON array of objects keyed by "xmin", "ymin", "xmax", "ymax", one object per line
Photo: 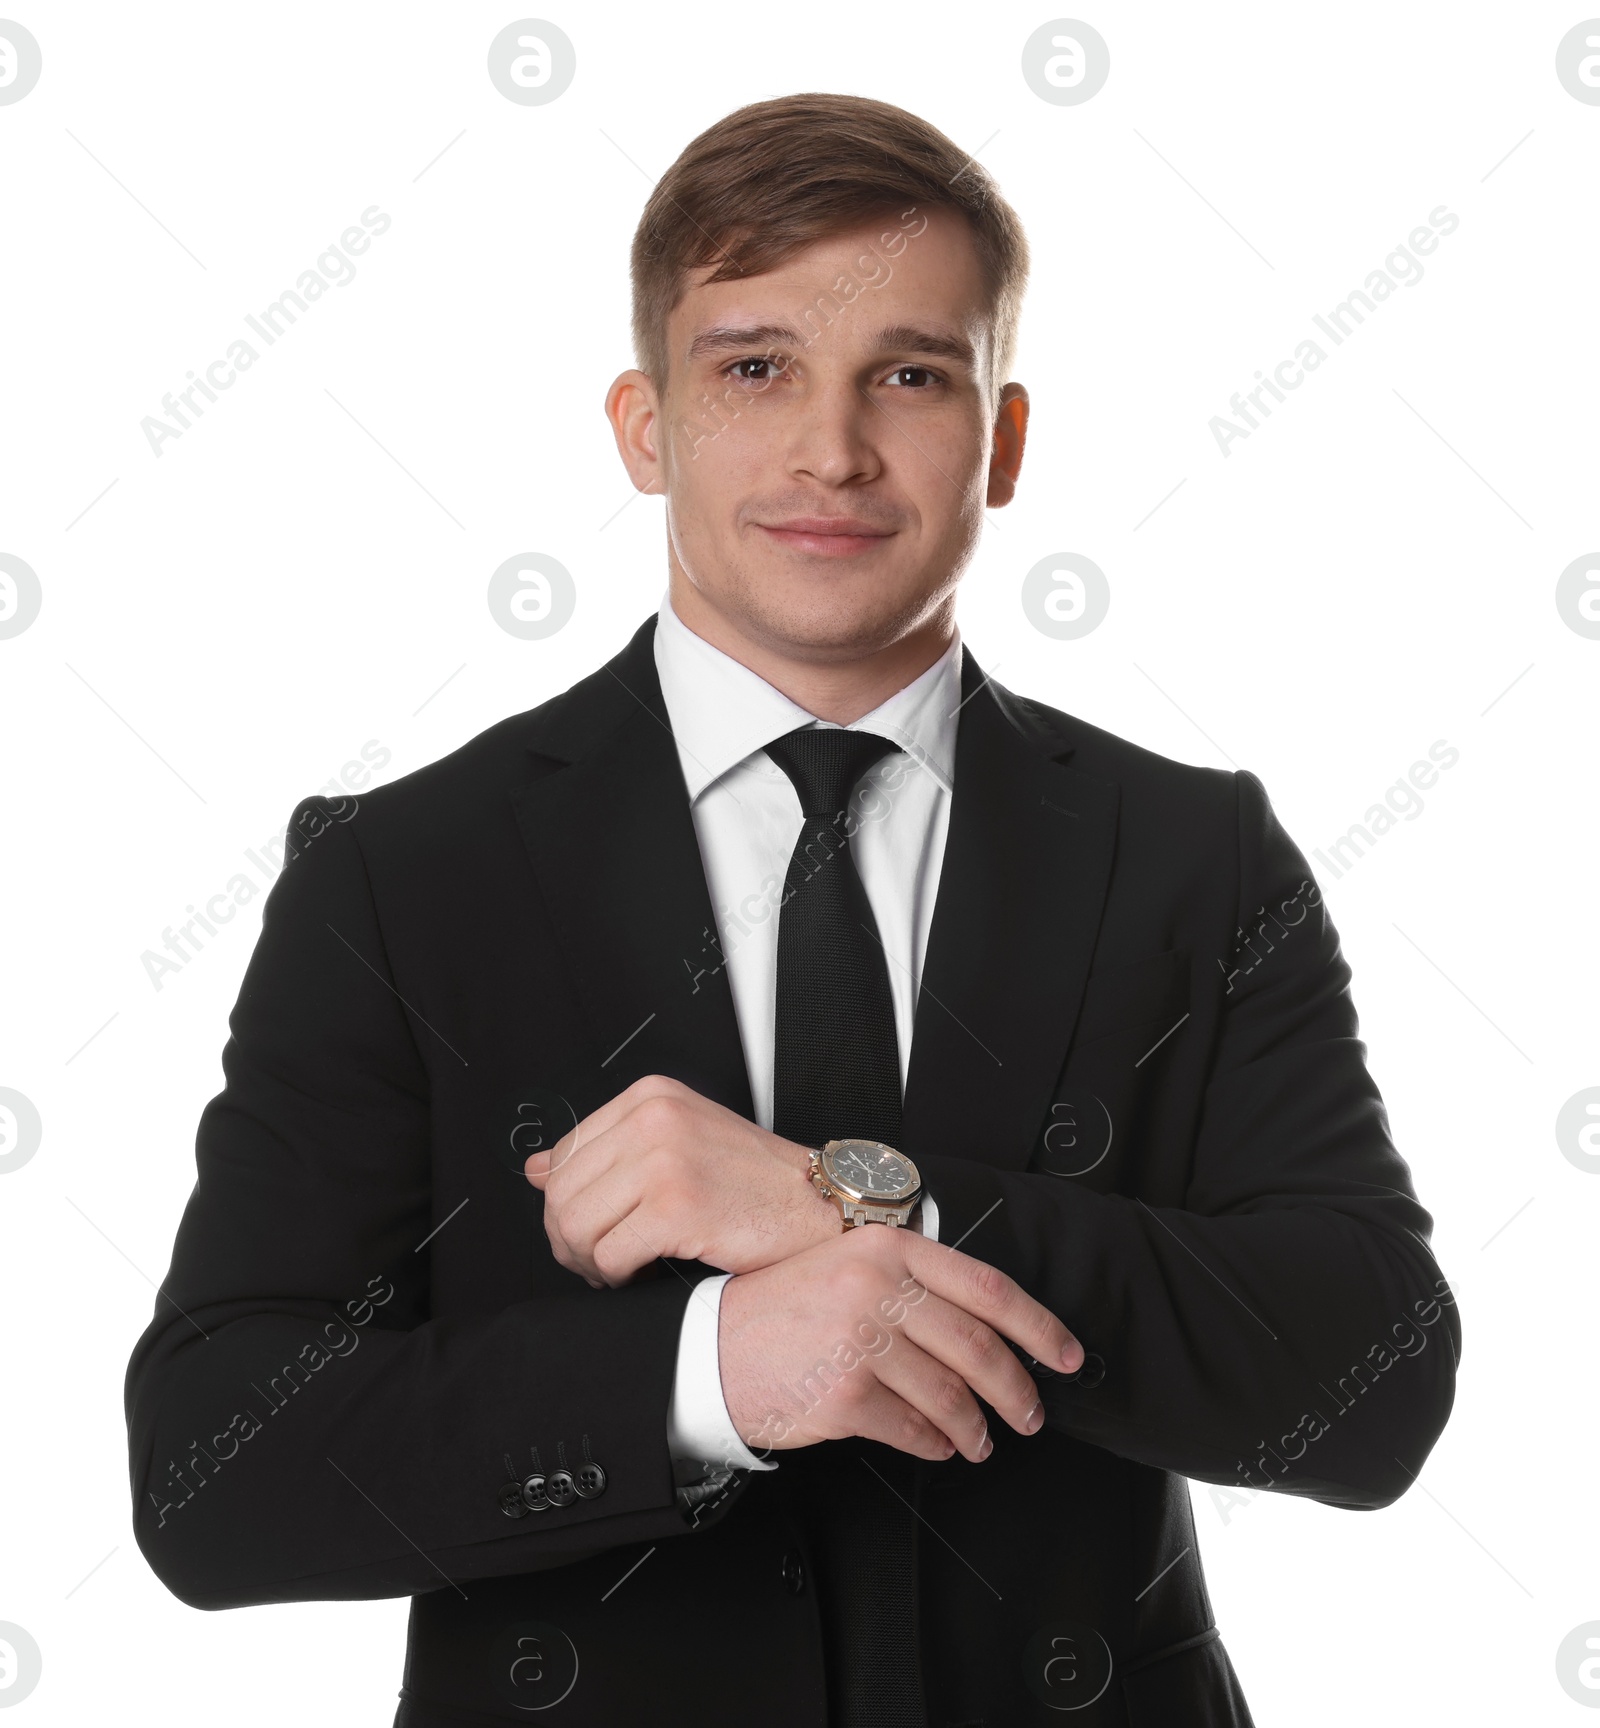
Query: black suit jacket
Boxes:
[{"xmin": 125, "ymin": 612, "xmax": 1458, "ymax": 1726}]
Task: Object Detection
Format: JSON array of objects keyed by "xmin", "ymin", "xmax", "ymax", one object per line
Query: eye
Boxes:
[
  {"xmin": 885, "ymin": 365, "xmax": 942, "ymax": 389},
  {"xmin": 724, "ymin": 356, "xmax": 787, "ymax": 386}
]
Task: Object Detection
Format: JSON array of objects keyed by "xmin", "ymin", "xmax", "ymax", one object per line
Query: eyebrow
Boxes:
[{"xmin": 684, "ymin": 321, "xmax": 978, "ymax": 369}]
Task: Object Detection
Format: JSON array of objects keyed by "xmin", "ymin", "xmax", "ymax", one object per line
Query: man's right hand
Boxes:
[{"xmin": 717, "ymin": 1224, "xmax": 1083, "ymax": 1465}]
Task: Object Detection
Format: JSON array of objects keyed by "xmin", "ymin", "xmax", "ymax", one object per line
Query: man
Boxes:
[{"xmin": 125, "ymin": 93, "xmax": 1459, "ymax": 1727}]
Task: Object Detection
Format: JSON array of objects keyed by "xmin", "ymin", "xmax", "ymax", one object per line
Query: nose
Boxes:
[{"xmin": 783, "ymin": 375, "xmax": 883, "ymax": 489}]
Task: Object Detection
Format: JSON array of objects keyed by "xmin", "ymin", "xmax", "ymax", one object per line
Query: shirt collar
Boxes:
[{"xmin": 652, "ymin": 587, "xmax": 962, "ymax": 804}]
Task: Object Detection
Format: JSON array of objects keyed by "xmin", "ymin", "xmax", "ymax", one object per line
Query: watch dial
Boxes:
[{"xmin": 828, "ymin": 1142, "xmax": 914, "ymax": 1198}]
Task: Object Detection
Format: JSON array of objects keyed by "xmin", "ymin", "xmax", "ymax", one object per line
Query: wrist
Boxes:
[
  {"xmin": 794, "ymin": 1151, "xmax": 844, "ymax": 1248},
  {"xmin": 805, "ymin": 1177, "xmax": 845, "ymax": 1248}
]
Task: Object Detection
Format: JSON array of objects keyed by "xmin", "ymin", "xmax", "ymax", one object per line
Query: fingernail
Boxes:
[
  {"xmin": 1025, "ymin": 1401, "xmax": 1043, "ymax": 1433},
  {"xmin": 977, "ymin": 1425, "xmax": 992, "ymax": 1460}
]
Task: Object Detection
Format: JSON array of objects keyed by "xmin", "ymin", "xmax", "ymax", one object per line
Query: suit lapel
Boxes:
[
  {"xmin": 898, "ymin": 649, "xmax": 1120, "ymax": 1174},
  {"xmin": 510, "ymin": 616, "xmax": 756, "ymax": 1126},
  {"xmin": 510, "ymin": 614, "xmax": 1119, "ymax": 1175}
]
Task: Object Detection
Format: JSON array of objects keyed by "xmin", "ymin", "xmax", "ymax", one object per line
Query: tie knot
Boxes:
[{"xmin": 764, "ymin": 725, "xmax": 900, "ymax": 819}]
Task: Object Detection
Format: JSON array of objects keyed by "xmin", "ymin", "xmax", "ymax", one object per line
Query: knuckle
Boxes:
[
  {"xmin": 634, "ymin": 1092, "xmax": 687, "ymax": 1139},
  {"xmin": 836, "ymin": 1370, "xmax": 869, "ymax": 1411},
  {"xmin": 932, "ymin": 1373, "xmax": 969, "ymax": 1420},
  {"xmin": 831, "ymin": 1260, "xmax": 885, "ymax": 1315},
  {"xmin": 966, "ymin": 1258, "xmax": 1015, "ymax": 1314},
  {"xmin": 957, "ymin": 1313, "xmax": 1002, "ymax": 1370},
  {"xmin": 900, "ymin": 1409, "xmax": 935, "ymax": 1452}
]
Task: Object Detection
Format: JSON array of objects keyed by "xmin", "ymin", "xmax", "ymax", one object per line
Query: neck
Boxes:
[{"xmin": 668, "ymin": 573, "xmax": 955, "ymax": 726}]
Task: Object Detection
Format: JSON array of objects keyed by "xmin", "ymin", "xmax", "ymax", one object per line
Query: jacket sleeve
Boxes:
[
  {"xmin": 912, "ymin": 767, "xmax": 1460, "ymax": 1510},
  {"xmin": 124, "ymin": 795, "xmax": 739, "ymax": 1612}
]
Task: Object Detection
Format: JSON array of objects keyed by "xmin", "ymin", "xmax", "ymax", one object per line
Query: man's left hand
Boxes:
[{"xmin": 523, "ymin": 1074, "xmax": 842, "ymax": 1287}]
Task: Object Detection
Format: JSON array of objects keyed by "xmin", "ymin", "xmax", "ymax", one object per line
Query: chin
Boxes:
[{"xmin": 747, "ymin": 591, "xmax": 901, "ymax": 658}]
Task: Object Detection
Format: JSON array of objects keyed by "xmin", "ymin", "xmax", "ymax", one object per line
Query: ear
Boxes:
[
  {"xmin": 985, "ymin": 383, "xmax": 1029, "ymax": 509},
  {"xmin": 605, "ymin": 368, "xmax": 667, "ymax": 497}
]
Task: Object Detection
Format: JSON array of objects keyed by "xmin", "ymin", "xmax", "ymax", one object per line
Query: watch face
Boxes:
[{"xmin": 823, "ymin": 1140, "xmax": 917, "ymax": 1201}]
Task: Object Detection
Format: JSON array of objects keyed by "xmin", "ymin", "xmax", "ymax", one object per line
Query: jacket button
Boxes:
[
  {"xmin": 546, "ymin": 1468, "xmax": 578, "ymax": 1507},
  {"xmin": 574, "ymin": 1462, "xmax": 607, "ymax": 1499},
  {"xmin": 498, "ymin": 1482, "xmax": 530, "ymax": 1518},
  {"xmin": 1074, "ymin": 1351, "xmax": 1105, "ymax": 1389},
  {"xmin": 781, "ymin": 1549, "xmax": 805, "ymax": 1595},
  {"xmin": 520, "ymin": 1472, "xmax": 551, "ymax": 1512}
]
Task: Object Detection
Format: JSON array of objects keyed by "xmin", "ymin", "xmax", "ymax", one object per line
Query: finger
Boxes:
[
  {"xmin": 529, "ymin": 1085, "xmax": 699, "ymax": 1199},
  {"xmin": 524, "ymin": 1115, "xmax": 595, "ymax": 1185},
  {"xmin": 520, "ymin": 1097, "xmax": 595, "ymax": 1183},
  {"xmin": 531, "ymin": 1100, "xmax": 669, "ymax": 1289},
  {"xmin": 764, "ymin": 1364, "xmax": 959, "ymax": 1463},
  {"xmin": 537, "ymin": 1184, "xmax": 606, "ymax": 1288},
  {"xmin": 540, "ymin": 1204, "xmax": 582, "ymax": 1279},
  {"xmin": 552, "ymin": 1152, "xmax": 679, "ymax": 1286},
  {"xmin": 523, "ymin": 1087, "xmax": 634, "ymax": 1180},
  {"xmin": 894, "ymin": 1287, "xmax": 1049, "ymax": 1442},
  {"xmin": 894, "ymin": 1233, "xmax": 1083, "ymax": 1378},
  {"xmin": 532, "ymin": 1116, "xmax": 629, "ymax": 1204},
  {"xmin": 554, "ymin": 1146, "xmax": 653, "ymax": 1254},
  {"xmin": 582, "ymin": 1195, "xmax": 666, "ymax": 1288},
  {"xmin": 544, "ymin": 1225, "xmax": 604, "ymax": 1289},
  {"xmin": 535, "ymin": 1117, "xmax": 669, "ymax": 1283},
  {"xmin": 848, "ymin": 1375, "xmax": 967, "ymax": 1463},
  {"xmin": 537, "ymin": 1074, "xmax": 690, "ymax": 1181},
  {"xmin": 864, "ymin": 1319, "xmax": 994, "ymax": 1460}
]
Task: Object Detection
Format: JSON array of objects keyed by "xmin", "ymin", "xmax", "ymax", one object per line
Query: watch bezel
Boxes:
[{"xmin": 817, "ymin": 1138, "xmax": 921, "ymax": 1206}]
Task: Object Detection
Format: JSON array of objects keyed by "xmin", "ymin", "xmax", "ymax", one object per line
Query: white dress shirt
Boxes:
[{"xmin": 653, "ymin": 589, "xmax": 961, "ymax": 1479}]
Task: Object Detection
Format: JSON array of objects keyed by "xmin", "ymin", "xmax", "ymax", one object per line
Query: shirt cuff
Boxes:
[
  {"xmin": 914, "ymin": 1190, "xmax": 939, "ymax": 1241},
  {"xmin": 666, "ymin": 1272, "xmax": 778, "ymax": 1476}
]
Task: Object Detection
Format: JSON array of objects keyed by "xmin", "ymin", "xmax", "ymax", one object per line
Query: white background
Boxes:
[{"xmin": 2, "ymin": 1, "xmax": 1597, "ymax": 1721}]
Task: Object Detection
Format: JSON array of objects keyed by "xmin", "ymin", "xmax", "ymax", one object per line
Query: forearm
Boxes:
[
  {"xmin": 913, "ymin": 1151, "xmax": 1458, "ymax": 1508},
  {"xmin": 126, "ymin": 1274, "xmax": 704, "ymax": 1608},
  {"xmin": 125, "ymin": 793, "xmax": 728, "ymax": 1608},
  {"xmin": 908, "ymin": 763, "xmax": 1463, "ymax": 1508}
]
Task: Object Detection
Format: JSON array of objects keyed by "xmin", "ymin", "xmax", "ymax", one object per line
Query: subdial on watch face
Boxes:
[{"xmin": 831, "ymin": 1142, "xmax": 912, "ymax": 1197}]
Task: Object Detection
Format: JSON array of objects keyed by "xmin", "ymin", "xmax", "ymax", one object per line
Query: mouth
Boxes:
[{"xmin": 756, "ymin": 519, "xmax": 895, "ymax": 558}]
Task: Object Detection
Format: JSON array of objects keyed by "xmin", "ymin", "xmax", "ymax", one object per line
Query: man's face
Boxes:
[{"xmin": 608, "ymin": 205, "xmax": 1027, "ymax": 663}]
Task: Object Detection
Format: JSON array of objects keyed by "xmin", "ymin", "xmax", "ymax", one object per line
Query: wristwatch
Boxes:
[{"xmin": 806, "ymin": 1138, "xmax": 923, "ymax": 1228}]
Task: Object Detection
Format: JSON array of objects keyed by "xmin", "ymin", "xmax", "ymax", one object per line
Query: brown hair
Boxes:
[{"xmin": 629, "ymin": 92, "xmax": 1029, "ymax": 417}]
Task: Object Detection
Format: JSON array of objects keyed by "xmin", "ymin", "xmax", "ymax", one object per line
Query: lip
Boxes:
[{"xmin": 757, "ymin": 517, "xmax": 895, "ymax": 557}]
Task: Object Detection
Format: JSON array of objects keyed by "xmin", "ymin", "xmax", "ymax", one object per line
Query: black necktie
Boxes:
[
  {"xmin": 766, "ymin": 724, "xmax": 904, "ymax": 1150},
  {"xmin": 764, "ymin": 724, "xmax": 928, "ymax": 1728}
]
